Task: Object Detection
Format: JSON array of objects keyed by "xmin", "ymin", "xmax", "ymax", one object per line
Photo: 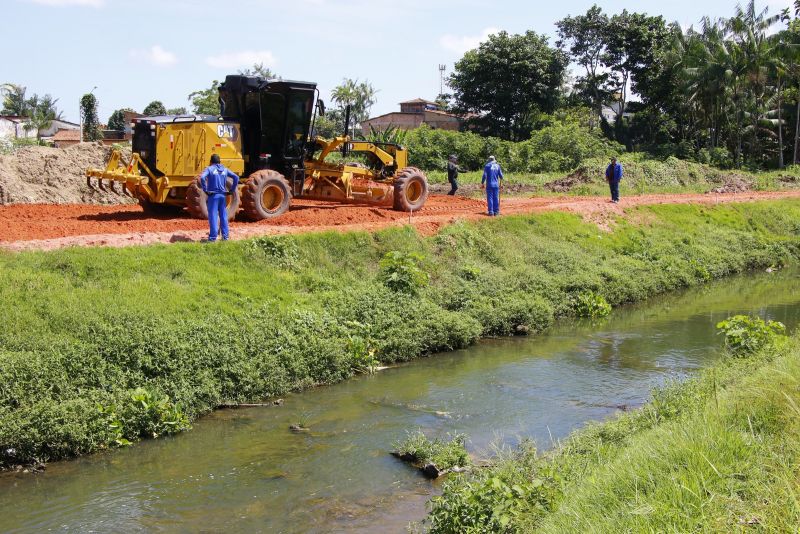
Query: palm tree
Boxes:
[
  {"xmin": 1, "ymin": 83, "xmax": 32, "ymax": 116},
  {"xmin": 330, "ymin": 78, "xmax": 377, "ymax": 125},
  {"xmin": 26, "ymin": 94, "xmax": 63, "ymax": 140}
]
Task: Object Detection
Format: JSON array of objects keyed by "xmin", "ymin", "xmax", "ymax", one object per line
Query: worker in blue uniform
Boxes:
[
  {"xmin": 605, "ymin": 157, "xmax": 623, "ymax": 203},
  {"xmin": 199, "ymin": 154, "xmax": 239, "ymax": 241},
  {"xmin": 481, "ymin": 155, "xmax": 504, "ymax": 216}
]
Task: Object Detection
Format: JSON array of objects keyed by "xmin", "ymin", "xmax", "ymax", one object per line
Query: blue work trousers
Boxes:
[
  {"xmin": 207, "ymin": 193, "xmax": 229, "ymax": 241},
  {"xmin": 608, "ymin": 179, "xmax": 620, "ymax": 202},
  {"xmin": 486, "ymin": 186, "xmax": 500, "ymax": 215}
]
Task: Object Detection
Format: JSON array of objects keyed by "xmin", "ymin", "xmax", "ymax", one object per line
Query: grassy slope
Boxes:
[
  {"xmin": 2, "ymin": 201, "xmax": 800, "ymax": 467},
  {"xmin": 539, "ymin": 341, "xmax": 800, "ymax": 532},
  {"xmin": 428, "ymin": 336, "xmax": 800, "ymax": 533},
  {"xmin": 427, "ymin": 154, "xmax": 800, "ymax": 196}
]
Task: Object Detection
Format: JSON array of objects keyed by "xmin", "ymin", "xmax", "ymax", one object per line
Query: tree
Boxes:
[
  {"xmin": 142, "ymin": 100, "xmax": 167, "ymax": 116},
  {"xmin": 556, "ymin": 6, "xmax": 612, "ymax": 126},
  {"xmin": 1, "ymin": 83, "xmax": 32, "ymax": 116},
  {"xmin": 188, "ymin": 80, "xmax": 221, "ymax": 115},
  {"xmin": 26, "ymin": 94, "xmax": 62, "ymax": 138},
  {"xmin": 606, "ymin": 11, "xmax": 669, "ymax": 123},
  {"xmin": 108, "ymin": 108, "xmax": 135, "ymax": 131},
  {"xmin": 330, "ymin": 78, "xmax": 377, "ymax": 127},
  {"xmin": 238, "ymin": 63, "xmax": 279, "ymax": 79},
  {"xmin": 449, "ymin": 30, "xmax": 568, "ymax": 140},
  {"xmin": 80, "ymin": 93, "xmax": 103, "ymax": 141},
  {"xmin": 167, "ymin": 106, "xmax": 187, "ymax": 115}
]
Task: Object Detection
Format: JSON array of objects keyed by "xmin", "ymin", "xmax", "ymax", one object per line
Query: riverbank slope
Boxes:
[
  {"xmin": 428, "ymin": 331, "xmax": 800, "ymax": 532},
  {"xmin": 2, "ymin": 200, "xmax": 800, "ymax": 468}
]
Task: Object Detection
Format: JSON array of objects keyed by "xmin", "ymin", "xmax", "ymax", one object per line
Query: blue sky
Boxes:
[{"xmin": 3, "ymin": 0, "xmax": 793, "ymax": 124}]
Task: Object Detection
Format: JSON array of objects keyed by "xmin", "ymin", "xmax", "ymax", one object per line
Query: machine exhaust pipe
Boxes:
[{"xmin": 342, "ymin": 105, "xmax": 351, "ymax": 158}]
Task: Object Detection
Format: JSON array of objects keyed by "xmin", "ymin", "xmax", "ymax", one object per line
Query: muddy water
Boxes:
[{"xmin": 3, "ymin": 269, "xmax": 800, "ymax": 533}]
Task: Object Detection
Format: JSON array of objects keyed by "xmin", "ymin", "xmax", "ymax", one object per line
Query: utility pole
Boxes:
[{"xmin": 438, "ymin": 64, "xmax": 446, "ymax": 96}]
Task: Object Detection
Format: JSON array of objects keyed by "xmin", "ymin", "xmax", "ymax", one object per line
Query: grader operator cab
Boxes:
[{"xmin": 87, "ymin": 74, "xmax": 429, "ymax": 220}]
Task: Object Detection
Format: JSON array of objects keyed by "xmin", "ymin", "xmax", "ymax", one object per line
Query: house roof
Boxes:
[
  {"xmin": 362, "ymin": 112, "xmax": 423, "ymax": 122},
  {"xmin": 363, "ymin": 110, "xmax": 463, "ymax": 123},
  {"xmin": 399, "ymin": 98, "xmax": 438, "ymax": 105},
  {"xmin": 0, "ymin": 115, "xmax": 28, "ymax": 123},
  {"xmin": 51, "ymin": 119, "xmax": 80, "ymax": 127},
  {"xmin": 53, "ymin": 129, "xmax": 81, "ymax": 141},
  {"xmin": 424, "ymin": 109, "xmax": 461, "ymax": 118}
]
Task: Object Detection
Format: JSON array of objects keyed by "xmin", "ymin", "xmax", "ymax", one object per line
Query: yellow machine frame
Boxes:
[{"xmin": 87, "ymin": 118, "xmax": 425, "ymax": 216}]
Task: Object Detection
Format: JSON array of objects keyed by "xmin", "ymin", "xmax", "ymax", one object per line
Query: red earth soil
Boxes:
[{"xmin": 2, "ymin": 191, "xmax": 800, "ymax": 252}]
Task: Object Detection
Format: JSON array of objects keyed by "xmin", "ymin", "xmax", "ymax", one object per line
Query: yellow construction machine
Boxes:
[{"xmin": 86, "ymin": 75, "xmax": 428, "ymax": 220}]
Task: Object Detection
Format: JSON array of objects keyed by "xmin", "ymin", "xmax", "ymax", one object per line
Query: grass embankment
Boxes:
[
  {"xmin": 427, "ymin": 327, "xmax": 800, "ymax": 532},
  {"xmin": 1, "ymin": 201, "xmax": 800, "ymax": 468},
  {"xmin": 427, "ymin": 154, "xmax": 800, "ymax": 196}
]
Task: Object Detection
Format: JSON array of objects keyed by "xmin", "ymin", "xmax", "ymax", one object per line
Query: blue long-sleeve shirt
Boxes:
[
  {"xmin": 605, "ymin": 163, "xmax": 623, "ymax": 182},
  {"xmin": 200, "ymin": 163, "xmax": 239, "ymax": 194},
  {"xmin": 482, "ymin": 161, "xmax": 503, "ymax": 188}
]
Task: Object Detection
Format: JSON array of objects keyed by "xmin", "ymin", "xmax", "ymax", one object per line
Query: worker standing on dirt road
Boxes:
[
  {"xmin": 605, "ymin": 157, "xmax": 623, "ymax": 203},
  {"xmin": 447, "ymin": 154, "xmax": 465, "ymax": 196},
  {"xmin": 200, "ymin": 154, "xmax": 239, "ymax": 241},
  {"xmin": 481, "ymin": 156, "xmax": 504, "ymax": 216}
]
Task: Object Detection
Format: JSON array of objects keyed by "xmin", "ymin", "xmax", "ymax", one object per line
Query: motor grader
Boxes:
[{"xmin": 86, "ymin": 75, "xmax": 429, "ymax": 220}]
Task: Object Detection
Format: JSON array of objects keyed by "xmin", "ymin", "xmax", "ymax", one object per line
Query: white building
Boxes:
[
  {"xmin": 0, "ymin": 116, "xmax": 36, "ymax": 139},
  {"xmin": 38, "ymin": 119, "xmax": 80, "ymax": 139},
  {"xmin": 0, "ymin": 116, "xmax": 80, "ymax": 140}
]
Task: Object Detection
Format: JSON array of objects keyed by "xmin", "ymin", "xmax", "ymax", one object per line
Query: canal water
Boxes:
[{"xmin": 3, "ymin": 268, "xmax": 800, "ymax": 533}]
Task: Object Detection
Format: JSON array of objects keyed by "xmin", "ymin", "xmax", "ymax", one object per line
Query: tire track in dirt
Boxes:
[{"xmin": 2, "ymin": 191, "xmax": 799, "ymax": 252}]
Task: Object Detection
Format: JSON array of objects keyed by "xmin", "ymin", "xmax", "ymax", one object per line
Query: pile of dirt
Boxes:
[
  {"xmin": 544, "ymin": 167, "xmax": 593, "ymax": 192},
  {"xmin": 0, "ymin": 143, "xmax": 135, "ymax": 205},
  {"xmin": 707, "ymin": 175, "xmax": 753, "ymax": 194}
]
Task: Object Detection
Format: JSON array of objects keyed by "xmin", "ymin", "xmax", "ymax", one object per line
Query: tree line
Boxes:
[{"xmin": 445, "ymin": 0, "xmax": 800, "ymax": 170}]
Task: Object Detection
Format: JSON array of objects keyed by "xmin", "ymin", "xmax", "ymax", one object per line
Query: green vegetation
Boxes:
[
  {"xmin": 1, "ymin": 83, "xmax": 63, "ymax": 140},
  {"xmin": 569, "ymin": 291, "xmax": 612, "ymax": 319},
  {"xmin": 405, "ymin": 118, "xmax": 622, "ymax": 174},
  {"xmin": 2, "ymin": 201, "xmax": 800, "ymax": 468},
  {"xmin": 717, "ymin": 314, "xmax": 786, "ymax": 355},
  {"xmin": 428, "ymin": 318, "xmax": 800, "ymax": 533},
  {"xmin": 394, "ymin": 431, "xmax": 470, "ymax": 471},
  {"xmin": 443, "ymin": 1, "xmax": 800, "ymax": 170},
  {"xmin": 424, "ymin": 151, "xmax": 800, "ymax": 197}
]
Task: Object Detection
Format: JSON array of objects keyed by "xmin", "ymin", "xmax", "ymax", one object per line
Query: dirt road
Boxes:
[{"xmin": 2, "ymin": 191, "xmax": 799, "ymax": 252}]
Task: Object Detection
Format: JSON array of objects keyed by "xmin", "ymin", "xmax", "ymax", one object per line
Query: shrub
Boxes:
[
  {"xmin": 403, "ymin": 123, "xmax": 623, "ymax": 173},
  {"xmin": 716, "ymin": 315, "xmax": 786, "ymax": 356},
  {"xmin": 393, "ymin": 431, "xmax": 469, "ymax": 470},
  {"xmin": 570, "ymin": 291, "xmax": 612, "ymax": 318},
  {"xmin": 344, "ymin": 320, "xmax": 379, "ymax": 374},
  {"xmin": 429, "ymin": 442, "xmax": 559, "ymax": 533},
  {"xmin": 246, "ymin": 235, "xmax": 300, "ymax": 267},
  {"xmin": 379, "ymin": 250, "xmax": 429, "ymax": 294}
]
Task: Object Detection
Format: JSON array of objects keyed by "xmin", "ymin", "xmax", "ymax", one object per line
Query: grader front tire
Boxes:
[
  {"xmin": 393, "ymin": 167, "xmax": 429, "ymax": 212},
  {"xmin": 186, "ymin": 176, "xmax": 240, "ymax": 221},
  {"xmin": 241, "ymin": 170, "xmax": 292, "ymax": 221}
]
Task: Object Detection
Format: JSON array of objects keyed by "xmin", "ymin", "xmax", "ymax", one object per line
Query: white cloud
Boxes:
[
  {"xmin": 129, "ymin": 45, "xmax": 178, "ymax": 67},
  {"xmin": 205, "ymin": 50, "xmax": 277, "ymax": 69},
  {"xmin": 440, "ymin": 27, "xmax": 500, "ymax": 56},
  {"xmin": 27, "ymin": 0, "xmax": 104, "ymax": 5}
]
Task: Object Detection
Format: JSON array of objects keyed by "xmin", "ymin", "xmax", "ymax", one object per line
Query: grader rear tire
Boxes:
[
  {"xmin": 185, "ymin": 176, "xmax": 240, "ymax": 221},
  {"xmin": 393, "ymin": 167, "xmax": 429, "ymax": 212},
  {"xmin": 241, "ymin": 170, "xmax": 292, "ymax": 220}
]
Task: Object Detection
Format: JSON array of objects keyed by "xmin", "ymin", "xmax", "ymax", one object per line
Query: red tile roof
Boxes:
[{"xmin": 53, "ymin": 129, "xmax": 81, "ymax": 141}]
